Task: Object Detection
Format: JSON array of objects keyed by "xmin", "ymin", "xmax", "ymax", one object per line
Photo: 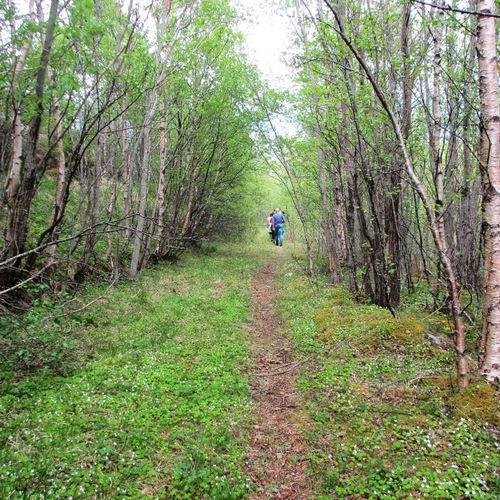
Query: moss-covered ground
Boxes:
[{"xmin": 276, "ymin": 259, "xmax": 499, "ymax": 498}]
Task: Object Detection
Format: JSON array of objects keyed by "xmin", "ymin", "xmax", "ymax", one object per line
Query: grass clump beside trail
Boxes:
[
  {"xmin": 0, "ymin": 244, "xmax": 263, "ymax": 498},
  {"xmin": 277, "ymin": 262, "xmax": 499, "ymax": 499}
]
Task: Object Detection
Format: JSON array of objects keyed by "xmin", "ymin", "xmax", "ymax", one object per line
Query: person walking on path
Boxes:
[
  {"xmin": 267, "ymin": 212, "xmax": 275, "ymax": 241},
  {"xmin": 272, "ymin": 208, "xmax": 285, "ymax": 246}
]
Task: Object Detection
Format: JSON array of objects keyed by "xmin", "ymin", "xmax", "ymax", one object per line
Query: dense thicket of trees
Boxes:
[
  {"xmin": 0, "ymin": 0, "xmax": 260, "ymax": 303},
  {"xmin": 261, "ymin": 0, "xmax": 498, "ymax": 386},
  {"xmin": 1, "ymin": 0, "xmax": 498, "ymax": 388}
]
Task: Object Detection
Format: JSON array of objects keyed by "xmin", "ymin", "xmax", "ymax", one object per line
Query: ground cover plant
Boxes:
[
  {"xmin": 276, "ymin": 260, "xmax": 500, "ymax": 498},
  {"xmin": 0, "ymin": 244, "xmax": 263, "ymax": 498}
]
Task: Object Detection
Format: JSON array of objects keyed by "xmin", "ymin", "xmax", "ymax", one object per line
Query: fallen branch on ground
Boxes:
[{"xmin": 255, "ymin": 356, "xmax": 311, "ymax": 376}]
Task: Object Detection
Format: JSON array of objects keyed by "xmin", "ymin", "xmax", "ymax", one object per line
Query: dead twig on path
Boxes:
[{"xmin": 255, "ymin": 356, "xmax": 311, "ymax": 377}]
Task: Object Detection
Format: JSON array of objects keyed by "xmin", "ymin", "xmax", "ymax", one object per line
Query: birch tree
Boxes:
[{"xmin": 477, "ymin": 0, "xmax": 500, "ymax": 382}]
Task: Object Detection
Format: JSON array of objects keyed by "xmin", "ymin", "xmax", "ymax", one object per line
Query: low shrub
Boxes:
[{"xmin": 0, "ymin": 297, "xmax": 90, "ymax": 389}]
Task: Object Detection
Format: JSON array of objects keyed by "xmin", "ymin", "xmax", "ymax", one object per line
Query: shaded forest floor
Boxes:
[{"xmin": 1, "ymin": 236, "xmax": 498, "ymax": 498}]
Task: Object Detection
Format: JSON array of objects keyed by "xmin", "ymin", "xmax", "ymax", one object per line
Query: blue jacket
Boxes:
[{"xmin": 272, "ymin": 211, "xmax": 285, "ymax": 227}]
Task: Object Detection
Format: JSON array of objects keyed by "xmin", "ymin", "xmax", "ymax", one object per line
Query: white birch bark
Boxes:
[
  {"xmin": 477, "ymin": 0, "xmax": 500, "ymax": 382},
  {"xmin": 155, "ymin": 99, "xmax": 168, "ymax": 256},
  {"xmin": 4, "ymin": 0, "xmax": 36, "ymax": 205}
]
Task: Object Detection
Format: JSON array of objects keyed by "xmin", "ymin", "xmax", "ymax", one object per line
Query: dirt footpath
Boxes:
[{"xmin": 245, "ymin": 260, "xmax": 310, "ymax": 499}]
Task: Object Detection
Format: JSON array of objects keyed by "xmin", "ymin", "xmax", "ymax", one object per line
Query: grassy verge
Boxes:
[
  {"xmin": 0, "ymin": 243, "xmax": 263, "ymax": 498},
  {"xmin": 276, "ymin": 260, "xmax": 499, "ymax": 499}
]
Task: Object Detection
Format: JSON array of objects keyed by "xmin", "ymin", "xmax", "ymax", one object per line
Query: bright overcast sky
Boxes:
[{"xmin": 231, "ymin": 0, "xmax": 296, "ymax": 90}]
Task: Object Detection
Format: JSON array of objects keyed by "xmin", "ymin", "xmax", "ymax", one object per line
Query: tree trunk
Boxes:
[
  {"xmin": 458, "ymin": 15, "xmax": 478, "ymax": 291},
  {"xmin": 155, "ymin": 101, "xmax": 168, "ymax": 256},
  {"xmin": 477, "ymin": 0, "xmax": 500, "ymax": 382},
  {"xmin": 130, "ymin": 86, "xmax": 169, "ymax": 272},
  {"xmin": 431, "ymin": 0, "xmax": 447, "ymax": 256},
  {"xmin": 122, "ymin": 119, "xmax": 134, "ymax": 241},
  {"xmin": 5, "ymin": 111, "xmax": 24, "ymax": 207},
  {"xmin": 74, "ymin": 135, "xmax": 104, "ymax": 281},
  {"xmin": 384, "ymin": 1, "xmax": 412, "ymax": 307},
  {"xmin": 3, "ymin": 0, "xmax": 35, "ymax": 207},
  {"xmin": 130, "ymin": 103, "xmax": 155, "ymax": 277},
  {"xmin": 318, "ymin": 143, "xmax": 341, "ymax": 283},
  {"xmin": 1, "ymin": 0, "xmax": 59, "ymax": 264},
  {"xmin": 45, "ymin": 94, "xmax": 66, "ymax": 266}
]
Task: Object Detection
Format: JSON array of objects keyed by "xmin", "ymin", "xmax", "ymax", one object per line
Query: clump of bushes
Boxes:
[{"xmin": 0, "ymin": 296, "xmax": 90, "ymax": 390}]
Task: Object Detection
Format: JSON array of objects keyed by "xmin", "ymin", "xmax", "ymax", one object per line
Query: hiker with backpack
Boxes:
[{"xmin": 272, "ymin": 208, "xmax": 285, "ymax": 246}]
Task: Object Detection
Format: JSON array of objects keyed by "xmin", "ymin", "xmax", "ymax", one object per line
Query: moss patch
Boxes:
[
  {"xmin": 314, "ymin": 298, "xmax": 432, "ymax": 355},
  {"xmin": 449, "ymin": 382, "xmax": 500, "ymax": 426}
]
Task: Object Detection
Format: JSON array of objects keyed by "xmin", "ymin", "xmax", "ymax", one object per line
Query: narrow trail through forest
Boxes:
[{"xmin": 246, "ymin": 257, "xmax": 310, "ymax": 499}]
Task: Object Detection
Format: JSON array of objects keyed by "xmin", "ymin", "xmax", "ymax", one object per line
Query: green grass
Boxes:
[
  {"xmin": 276, "ymin": 260, "xmax": 499, "ymax": 499},
  {"xmin": 0, "ymin": 244, "xmax": 264, "ymax": 498}
]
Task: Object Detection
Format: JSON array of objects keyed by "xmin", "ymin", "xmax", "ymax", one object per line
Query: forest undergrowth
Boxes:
[
  {"xmin": 1, "ymin": 237, "xmax": 498, "ymax": 498},
  {"xmin": 277, "ymin": 260, "xmax": 499, "ymax": 498},
  {"xmin": 0, "ymin": 242, "xmax": 266, "ymax": 498}
]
